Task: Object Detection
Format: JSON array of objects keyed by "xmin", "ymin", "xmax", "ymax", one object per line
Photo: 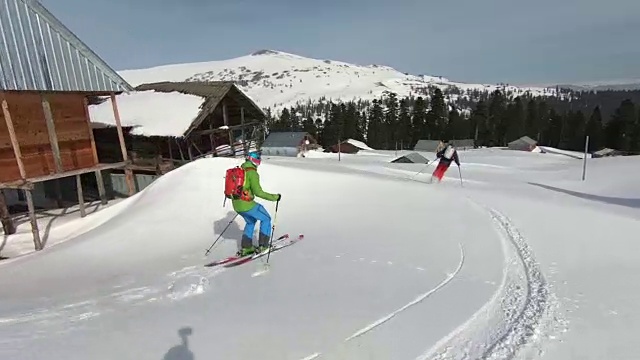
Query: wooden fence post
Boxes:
[
  {"xmin": 0, "ymin": 190, "xmax": 16, "ymax": 235},
  {"xmin": 110, "ymin": 93, "xmax": 135, "ymax": 196},
  {"xmin": 83, "ymin": 97, "xmax": 107, "ymax": 205},
  {"xmin": 2, "ymin": 97, "xmax": 41, "ymax": 250}
]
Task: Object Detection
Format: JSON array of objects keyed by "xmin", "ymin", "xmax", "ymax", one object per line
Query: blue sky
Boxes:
[{"xmin": 41, "ymin": 0, "xmax": 640, "ymax": 85}]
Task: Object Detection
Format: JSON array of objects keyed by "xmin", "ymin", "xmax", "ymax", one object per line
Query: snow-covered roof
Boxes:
[
  {"xmin": 509, "ymin": 136, "xmax": 537, "ymax": 146},
  {"xmin": 414, "ymin": 140, "xmax": 442, "ymax": 152},
  {"xmin": 88, "ymin": 91, "xmax": 205, "ymax": 137},
  {"xmin": 345, "ymin": 139, "xmax": 373, "ymax": 150},
  {"xmin": 390, "ymin": 152, "xmax": 429, "ymax": 164}
]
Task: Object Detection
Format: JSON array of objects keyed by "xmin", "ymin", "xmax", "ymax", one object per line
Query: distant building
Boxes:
[
  {"xmin": 508, "ymin": 136, "xmax": 538, "ymax": 151},
  {"xmin": 326, "ymin": 139, "xmax": 373, "ymax": 154},
  {"xmin": 450, "ymin": 139, "xmax": 475, "ymax": 150},
  {"xmin": 592, "ymin": 148, "xmax": 627, "ymax": 158},
  {"xmin": 261, "ymin": 131, "xmax": 318, "ymax": 157},
  {"xmin": 414, "ymin": 140, "xmax": 443, "ymax": 152},
  {"xmin": 390, "ymin": 152, "xmax": 429, "ymax": 164}
]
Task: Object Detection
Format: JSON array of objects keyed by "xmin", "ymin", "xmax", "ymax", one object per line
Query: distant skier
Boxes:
[
  {"xmin": 431, "ymin": 140, "xmax": 460, "ymax": 183},
  {"xmin": 224, "ymin": 151, "xmax": 281, "ymax": 256}
]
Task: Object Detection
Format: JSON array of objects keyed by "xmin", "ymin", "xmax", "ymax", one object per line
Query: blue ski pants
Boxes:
[{"xmin": 238, "ymin": 203, "xmax": 272, "ymax": 239}]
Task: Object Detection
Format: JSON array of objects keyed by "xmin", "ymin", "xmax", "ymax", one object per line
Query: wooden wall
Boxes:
[{"xmin": 0, "ymin": 92, "xmax": 97, "ymax": 183}]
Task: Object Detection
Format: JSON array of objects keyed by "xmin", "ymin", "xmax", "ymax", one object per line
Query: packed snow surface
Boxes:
[
  {"xmin": 1, "ymin": 147, "xmax": 639, "ymax": 359},
  {"xmin": 117, "ymin": 50, "xmax": 555, "ymax": 111},
  {"xmin": 88, "ymin": 90, "xmax": 204, "ymax": 136}
]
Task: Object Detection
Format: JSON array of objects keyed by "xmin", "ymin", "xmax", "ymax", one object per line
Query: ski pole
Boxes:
[
  {"xmin": 205, "ymin": 213, "xmax": 238, "ymax": 256},
  {"xmin": 412, "ymin": 158, "xmax": 436, "ymax": 180},
  {"xmin": 458, "ymin": 166, "xmax": 463, "ymax": 187},
  {"xmin": 265, "ymin": 199, "xmax": 280, "ymax": 264}
]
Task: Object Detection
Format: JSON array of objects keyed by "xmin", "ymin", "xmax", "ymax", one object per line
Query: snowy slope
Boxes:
[
  {"xmin": 0, "ymin": 156, "xmax": 504, "ymax": 360},
  {"xmin": 117, "ymin": 50, "xmax": 556, "ymax": 112},
  {"xmin": 2, "ymin": 148, "xmax": 640, "ymax": 359}
]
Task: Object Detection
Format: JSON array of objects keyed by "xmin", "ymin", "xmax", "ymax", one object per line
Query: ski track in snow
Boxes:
[
  {"xmin": 298, "ymin": 242, "xmax": 465, "ymax": 359},
  {"xmin": 415, "ymin": 200, "xmax": 565, "ymax": 360},
  {"xmin": 345, "ymin": 242, "xmax": 465, "ymax": 341}
]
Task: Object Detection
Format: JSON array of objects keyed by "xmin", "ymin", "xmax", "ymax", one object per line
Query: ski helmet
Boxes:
[{"xmin": 247, "ymin": 151, "xmax": 261, "ymax": 166}]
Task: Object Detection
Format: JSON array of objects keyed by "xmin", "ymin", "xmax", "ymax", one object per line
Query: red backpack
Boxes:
[{"xmin": 224, "ymin": 166, "xmax": 254, "ymax": 201}]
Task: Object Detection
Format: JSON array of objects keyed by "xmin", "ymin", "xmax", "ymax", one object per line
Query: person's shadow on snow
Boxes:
[
  {"xmin": 162, "ymin": 327, "xmax": 194, "ymax": 360},
  {"xmin": 213, "ymin": 211, "xmax": 243, "ymax": 250}
]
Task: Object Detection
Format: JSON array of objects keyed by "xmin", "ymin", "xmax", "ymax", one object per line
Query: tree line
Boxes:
[{"xmin": 265, "ymin": 87, "xmax": 640, "ymax": 153}]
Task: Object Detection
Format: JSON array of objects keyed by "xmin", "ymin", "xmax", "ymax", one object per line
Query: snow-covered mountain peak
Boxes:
[
  {"xmin": 250, "ymin": 49, "xmax": 281, "ymax": 56},
  {"xmin": 118, "ymin": 50, "xmax": 557, "ymax": 112}
]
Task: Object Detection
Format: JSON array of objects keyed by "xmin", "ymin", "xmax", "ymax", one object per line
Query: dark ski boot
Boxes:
[{"xmin": 237, "ymin": 235, "xmax": 256, "ymax": 256}]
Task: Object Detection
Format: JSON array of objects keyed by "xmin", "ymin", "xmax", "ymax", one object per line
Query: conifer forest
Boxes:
[{"xmin": 264, "ymin": 86, "xmax": 640, "ymax": 153}]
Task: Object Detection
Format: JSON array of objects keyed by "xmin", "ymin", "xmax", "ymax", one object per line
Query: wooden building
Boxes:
[
  {"xmin": 414, "ymin": 139, "xmax": 443, "ymax": 152},
  {"xmin": 89, "ymin": 81, "xmax": 266, "ymax": 174},
  {"xmin": 86, "ymin": 81, "xmax": 266, "ymax": 195},
  {"xmin": 508, "ymin": 136, "xmax": 538, "ymax": 152},
  {"xmin": 260, "ymin": 132, "xmax": 319, "ymax": 157},
  {"xmin": 0, "ymin": 0, "xmax": 134, "ymax": 249},
  {"xmin": 326, "ymin": 139, "xmax": 373, "ymax": 154}
]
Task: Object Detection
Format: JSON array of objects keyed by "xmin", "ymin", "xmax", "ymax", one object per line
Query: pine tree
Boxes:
[
  {"xmin": 545, "ymin": 109, "xmax": 564, "ymax": 148},
  {"xmin": 427, "ymin": 88, "xmax": 447, "ymax": 139},
  {"xmin": 367, "ymin": 100, "xmax": 384, "ymax": 149},
  {"xmin": 289, "ymin": 107, "xmax": 301, "ymax": 130},
  {"xmin": 320, "ymin": 102, "xmax": 341, "ymax": 147},
  {"xmin": 566, "ymin": 111, "xmax": 587, "ymax": 151},
  {"xmin": 488, "ymin": 90, "xmax": 508, "ymax": 145},
  {"xmin": 505, "ymin": 97, "xmax": 526, "ymax": 143},
  {"xmin": 470, "ymin": 101, "xmax": 490, "ymax": 146},
  {"xmin": 356, "ymin": 111, "xmax": 367, "ymax": 142},
  {"xmin": 411, "ymin": 97, "xmax": 427, "ymax": 146},
  {"xmin": 525, "ymin": 99, "xmax": 539, "ymax": 137},
  {"xmin": 302, "ymin": 116, "xmax": 318, "ymax": 139},
  {"xmin": 445, "ymin": 107, "xmax": 467, "ymax": 140},
  {"xmin": 384, "ymin": 93, "xmax": 399, "ymax": 149},
  {"xmin": 605, "ymin": 99, "xmax": 636, "ymax": 151},
  {"xmin": 585, "ymin": 106, "xmax": 603, "ymax": 152},
  {"xmin": 278, "ymin": 108, "xmax": 292, "ymax": 130},
  {"xmin": 343, "ymin": 102, "xmax": 359, "ymax": 140},
  {"xmin": 397, "ymin": 98, "xmax": 412, "ymax": 149},
  {"xmin": 634, "ymin": 108, "xmax": 640, "ymax": 152},
  {"xmin": 536, "ymin": 101, "xmax": 550, "ymax": 142}
]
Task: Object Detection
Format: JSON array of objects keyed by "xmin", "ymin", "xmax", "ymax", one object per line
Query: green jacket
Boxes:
[{"xmin": 232, "ymin": 161, "xmax": 279, "ymax": 213}]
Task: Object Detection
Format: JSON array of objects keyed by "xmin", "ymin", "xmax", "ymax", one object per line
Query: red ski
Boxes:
[
  {"xmin": 204, "ymin": 234, "xmax": 290, "ymax": 268},
  {"xmin": 223, "ymin": 234, "xmax": 304, "ymax": 268}
]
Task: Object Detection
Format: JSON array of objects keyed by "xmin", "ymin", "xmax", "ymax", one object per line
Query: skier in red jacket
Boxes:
[{"xmin": 431, "ymin": 140, "xmax": 460, "ymax": 183}]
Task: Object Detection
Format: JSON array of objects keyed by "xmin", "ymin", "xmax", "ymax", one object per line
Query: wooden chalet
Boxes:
[
  {"xmin": 88, "ymin": 81, "xmax": 266, "ymax": 184},
  {"xmin": 0, "ymin": 0, "xmax": 135, "ymax": 250}
]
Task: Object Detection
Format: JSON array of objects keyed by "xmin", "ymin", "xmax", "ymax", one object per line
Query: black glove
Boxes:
[{"xmin": 276, "ymin": 194, "xmax": 282, "ymax": 201}]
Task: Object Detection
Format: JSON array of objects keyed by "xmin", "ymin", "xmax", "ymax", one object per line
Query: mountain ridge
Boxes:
[{"xmin": 117, "ymin": 49, "xmax": 559, "ymax": 111}]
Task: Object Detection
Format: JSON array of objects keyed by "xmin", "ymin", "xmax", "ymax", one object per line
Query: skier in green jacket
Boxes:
[{"xmin": 233, "ymin": 151, "xmax": 281, "ymax": 256}]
